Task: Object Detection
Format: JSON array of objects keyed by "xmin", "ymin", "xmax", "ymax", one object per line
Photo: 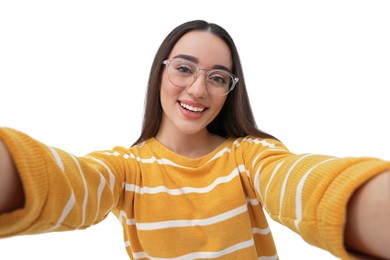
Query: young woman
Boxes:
[{"xmin": 1, "ymin": 20, "xmax": 389, "ymax": 259}]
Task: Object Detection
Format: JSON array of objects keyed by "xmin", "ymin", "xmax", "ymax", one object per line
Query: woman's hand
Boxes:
[
  {"xmin": 0, "ymin": 139, "xmax": 24, "ymax": 214},
  {"xmin": 345, "ymin": 170, "xmax": 390, "ymax": 259}
]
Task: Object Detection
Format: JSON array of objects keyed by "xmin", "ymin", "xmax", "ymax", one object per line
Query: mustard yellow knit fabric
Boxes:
[{"xmin": 1, "ymin": 128, "xmax": 389, "ymax": 259}]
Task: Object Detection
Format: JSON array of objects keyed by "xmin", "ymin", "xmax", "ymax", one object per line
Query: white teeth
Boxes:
[{"xmin": 180, "ymin": 102, "xmax": 205, "ymax": 112}]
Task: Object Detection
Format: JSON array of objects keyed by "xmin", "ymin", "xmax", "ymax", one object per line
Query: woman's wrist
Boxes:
[
  {"xmin": 345, "ymin": 170, "xmax": 390, "ymax": 259},
  {"xmin": 0, "ymin": 139, "xmax": 24, "ymax": 214}
]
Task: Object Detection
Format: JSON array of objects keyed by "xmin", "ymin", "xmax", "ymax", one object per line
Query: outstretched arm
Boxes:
[
  {"xmin": 345, "ymin": 170, "xmax": 390, "ymax": 259},
  {"xmin": 0, "ymin": 139, "xmax": 24, "ymax": 214}
]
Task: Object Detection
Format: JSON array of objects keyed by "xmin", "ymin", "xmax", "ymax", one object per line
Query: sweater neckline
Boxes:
[{"xmin": 147, "ymin": 137, "xmax": 234, "ymax": 165}]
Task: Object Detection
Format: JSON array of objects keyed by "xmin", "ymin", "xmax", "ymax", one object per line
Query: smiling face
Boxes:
[{"xmin": 158, "ymin": 30, "xmax": 233, "ymax": 138}]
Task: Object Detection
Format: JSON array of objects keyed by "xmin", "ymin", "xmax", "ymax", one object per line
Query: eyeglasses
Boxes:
[{"xmin": 162, "ymin": 58, "xmax": 239, "ymax": 96}]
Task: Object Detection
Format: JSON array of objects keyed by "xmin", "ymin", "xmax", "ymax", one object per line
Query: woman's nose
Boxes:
[{"xmin": 186, "ymin": 73, "xmax": 208, "ymax": 98}]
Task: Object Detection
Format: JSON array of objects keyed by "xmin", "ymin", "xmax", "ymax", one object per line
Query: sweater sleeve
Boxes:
[
  {"xmin": 0, "ymin": 127, "xmax": 131, "ymax": 238},
  {"xmin": 243, "ymin": 136, "xmax": 390, "ymax": 259}
]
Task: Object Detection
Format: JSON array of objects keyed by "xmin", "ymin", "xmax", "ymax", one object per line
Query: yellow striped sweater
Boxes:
[{"xmin": 0, "ymin": 128, "xmax": 389, "ymax": 259}]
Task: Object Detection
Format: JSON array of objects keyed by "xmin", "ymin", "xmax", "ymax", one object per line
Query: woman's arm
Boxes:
[
  {"xmin": 0, "ymin": 139, "xmax": 24, "ymax": 214},
  {"xmin": 345, "ymin": 170, "xmax": 390, "ymax": 259},
  {"xmin": 0, "ymin": 128, "xmax": 129, "ymax": 237}
]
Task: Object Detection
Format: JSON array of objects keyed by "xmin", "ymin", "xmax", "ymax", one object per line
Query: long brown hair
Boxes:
[{"xmin": 133, "ymin": 20, "xmax": 275, "ymax": 145}]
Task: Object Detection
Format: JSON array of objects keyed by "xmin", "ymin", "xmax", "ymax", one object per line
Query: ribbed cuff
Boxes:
[
  {"xmin": 0, "ymin": 127, "xmax": 49, "ymax": 237},
  {"xmin": 318, "ymin": 159, "xmax": 390, "ymax": 259}
]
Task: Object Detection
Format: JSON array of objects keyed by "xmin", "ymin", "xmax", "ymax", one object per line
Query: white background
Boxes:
[{"xmin": 0, "ymin": 1, "xmax": 389, "ymax": 259}]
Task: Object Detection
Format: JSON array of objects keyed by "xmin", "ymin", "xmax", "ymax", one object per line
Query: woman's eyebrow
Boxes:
[
  {"xmin": 173, "ymin": 54, "xmax": 198, "ymax": 63},
  {"xmin": 212, "ymin": 64, "xmax": 231, "ymax": 72},
  {"xmin": 172, "ymin": 54, "xmax": 231, "ymax": 72}
]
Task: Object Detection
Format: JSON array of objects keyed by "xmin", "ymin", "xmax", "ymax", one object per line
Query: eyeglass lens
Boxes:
[{"xmin": 167, "ymin": 59, "xmax": 234, "ymax": 96}]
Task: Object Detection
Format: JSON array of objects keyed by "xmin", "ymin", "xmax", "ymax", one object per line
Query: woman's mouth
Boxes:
[{"xmin": 179, "ymin": 102, "xmax": 206, "ymax": 113}]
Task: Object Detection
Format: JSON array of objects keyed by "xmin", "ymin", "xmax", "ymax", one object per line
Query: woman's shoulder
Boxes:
[
  {"xmin": 226, "ymin": 135, "xmax": 288, "ymax": 154},
  {"xmin": 231, "ymin": 135, "xmax": 281, "ymax": 146},
  {"xmin": 128, "ymin": 137, "xmax": 157, "ymax": 153}
]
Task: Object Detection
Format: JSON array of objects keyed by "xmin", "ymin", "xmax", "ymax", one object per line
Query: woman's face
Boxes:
[{"xmin": 159, "ymin": 30, "xmax": 232, "ymax": 137}]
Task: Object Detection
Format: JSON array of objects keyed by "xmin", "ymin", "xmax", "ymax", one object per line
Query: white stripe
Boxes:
[
  {"xmin": 107, "ymin": 152, "xmax": 189, "ymax": 168},
  {"xmin": 252, "ymin": 152, "xmax": 263, "ymax": 169},
  {"xmin": 252, "ymin": 227, "xmax": 271, "ymax": 235},
  {"xmin": 206, "ymin": 147, "xmax": 231, "ymax": 163},
  {"xmin": 278, "ymin": 154, "xmax": 314, "ymax": 224},
  {"xmin": 243, "ymin": 137, "xmax": 276, "ymax": 149},
  {"xmin": 133, "ymin": 251, "xmax": 150, "ymax": 259},
  {"xmin": 263, "ymin": 161, "xmax": 284, "ymax": 212},
  {"xmin": 254, "ymin": 163, "xmax": 264, "ymax": 204},
  {"xmin": 118, "ymin": 210, "xmax": 136, "ymax": 225},
  {"xmin": 246, "ymin": 197, "xmax": 260, "ymax": 206},
  {"xmin": 118, "ymin": 210, "xmax": 125, "ymax": 225},
  {"xmin": 124, "ymin": 241, "xmax": 130, "ymax": 247},
  {"xmin": 46, "ymin": 192, "xmax": 75, "ymax": 232},
  {"xmin": 93, "ymin": 171, "xmax": 106, "ymax": 223},
  {"xmin": 133, "ymin": 239, "xmax": 255, "ymax": 260},
  {"xmin": 88, "ymin": 157, "xmax": 116, "ymax": 192},
  {"xmin": 252, "ymin": 149, "xmax": 268, "ymax": 171},
  {"xmin": 125, "ymin": 165, "xmax": 244, "ymax": 195},
  {"xmin": 259, "ymin": 254, "xmax": 278, "ymax": 260},
  {"xmin": 136, "ymin": 204, "xmax": 247, "ymax": 230},
  {"xmin": 69, "ymin": 155, "xmax": 88, "ymax": 228},
  {"xmin": 251, "ymin": 148, "xmax": 286, "ymax": 170},
  {"xmin": 294, "ymin": 157, "xmax": 338, "ymax": 232},
  {"xmin": 136, "ymin": 156, "xmax": 188, "ymax": 168},
  {"xmin": 245, "ymin": 169, "xmax": 250, "ymax": 178},
  {"xmin": 48, "ymin": 146, "xmax": 65, "ymax": 172},
  {"xmin": 102, "ymin": 151, "xmax": 121, "ymax": 157},
  {"xmin": 255, "ymin": 139, "xmax": 276, "ymax": 149}
]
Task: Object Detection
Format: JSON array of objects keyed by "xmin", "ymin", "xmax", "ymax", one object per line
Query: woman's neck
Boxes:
[{"xmin": 155, "ymin": 129, "xmax": 226, "ymax": 159}]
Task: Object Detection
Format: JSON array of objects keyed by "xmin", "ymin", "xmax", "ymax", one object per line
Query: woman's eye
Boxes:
[
  {"xmin": 176, "ymin": 65, "xmax": 193, "ymax": 74},
  {"xmin": 209, "ymin": 74, "xmax": 228, "ymax": 85}
]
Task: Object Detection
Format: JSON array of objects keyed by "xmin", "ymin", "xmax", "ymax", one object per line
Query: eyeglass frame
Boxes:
[{"xmin": 162, "ymin": 58, "xmax": 239, "ymax": 96}]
